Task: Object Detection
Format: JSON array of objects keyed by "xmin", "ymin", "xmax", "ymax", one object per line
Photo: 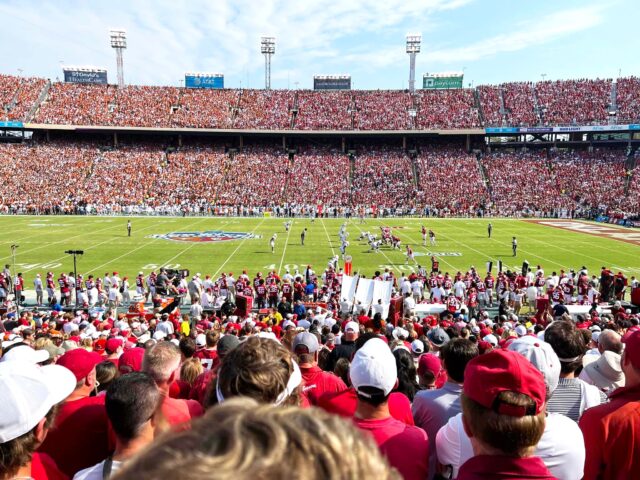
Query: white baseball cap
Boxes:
[
  {"xmin": 195, "ymin": 334, "xmax": 206, "ymax": 347},
  {"xmin": 350, "ymin": 338, "xmax": 397, "ymax": 397},
  {"xmin": 345, "ymin": 321, "xmax": 360, "ymax": 333},
  {"xmin": 515, "ymin": 325, "xmax": 527, "ymax": 337},
  {"xmin": 0, "ymin": 344, "xmax": 49, "ymax": 365},
  {"xmin": 482, "ymin": 334, "xmax": 498, "ymax": 347},
  {"xmin": 508, "ymin": 335, "xmax": 561, "ymax": 396},
  {"xmin": 411, "ymin": 339, "xmax": 425, "ymax": 355},
  {"xmin": 0, "ymin": 362, "xmax": 75, "ymax": 442}
]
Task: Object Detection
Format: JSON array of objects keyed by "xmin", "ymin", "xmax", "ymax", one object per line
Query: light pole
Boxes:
[
  {"xmin": 541, "ymin": 73, "xmax": 547, "ymax": 82},
  {"xmin": 261, "ymin": 36, "xmax": 276, "ymax": 90},
  {"xmin": 65, "ymin": 250, "xmax": 84, "ymax": 307},
  {"xmin": 110, "ymin": 29, "xmax": 127, "ymax": 88},
  {"xmin": 406, "ymin": 34, "xmax": 421, "ymax": 93}
]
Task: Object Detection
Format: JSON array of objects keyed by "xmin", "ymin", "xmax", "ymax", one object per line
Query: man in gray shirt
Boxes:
[{"xmin": 412, "ymin": 338, "xmax": 479, "ymax": 480}]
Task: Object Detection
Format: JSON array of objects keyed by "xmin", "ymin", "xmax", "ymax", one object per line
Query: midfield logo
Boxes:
[{"xmin": 149, "ymin": 231, "xmax": 257, "ymax": 243}]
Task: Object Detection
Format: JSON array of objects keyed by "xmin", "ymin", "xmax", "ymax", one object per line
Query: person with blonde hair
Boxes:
[{"xmin": 114, "ymin": 398, "xmax": 400, "ymax": 480}]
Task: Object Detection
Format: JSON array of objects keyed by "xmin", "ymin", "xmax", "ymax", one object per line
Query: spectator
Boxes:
[
  {"xmin": 544, "ymin": 321, "xmax": 606, "ymax": 421},
  {"xmin": 142, "ymin": 342, "xmax": 203, "ymax": 427},
  {"xmin": 323, "ymin": 320, "xmax": 359, "ymax": 372},
  {"xmin": 413, "ymin": 338, "xmax": 478, "ymax": 480},
  {"xmin": 351, "ymin": 338, "xmax": 429, "ymax": 480},
  {"xmin": 456, "ymin": 349, "xmax": 554, "ymax": 480},
  {"xmin": 292, "ymin": 331, "xmax": 347, "ymax": 406},
  {"xmin": 580, "ymin": 330, "xmax": 640, "ymax": 479},
  {"xmin": 114, "ymin": 398, "xmax": 400, "ymax": 480},
  {"xmin": 73, "ymin": 373, "xmax": 161, "ymax": 479},
  {"xmin": 38, "ymin": 348, "xmax": 113, "ymax": 477},
  {"xmin": 0, "ymin": 361, "xmax": 75, "ymax": 480}
]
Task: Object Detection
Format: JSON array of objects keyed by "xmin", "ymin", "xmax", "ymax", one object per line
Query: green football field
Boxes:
[{"xmin": 1, "ymin": 216, "xmax": 639, "ymax": 287}]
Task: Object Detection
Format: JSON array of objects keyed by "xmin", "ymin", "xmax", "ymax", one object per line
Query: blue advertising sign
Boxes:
[{"xmin": 185, "ymin": 74, "xmax": 224, "ymax": 89}]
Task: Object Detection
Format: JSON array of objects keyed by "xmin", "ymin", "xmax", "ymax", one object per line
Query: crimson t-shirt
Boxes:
[
  {"xmin": 161, "ymin": 396, "xmax": 204, "ymax": 430},
  {"xmin": 37, "ymin": 395, "xmax": 113, "ymax": 477},
  {"xmin": 30, "ymin": 452, "xmax": 68, "ymax": 480},
  {"xmin": 317, "ymin": 388, "xmax": 414, "ymax": 425},
  {"xmin": 300, "ymin": 365, "xmax": 347, "ymax": 406},
  {"xmin": 353, "ymin": 416, "xmax": 429, "ymax": 480}
]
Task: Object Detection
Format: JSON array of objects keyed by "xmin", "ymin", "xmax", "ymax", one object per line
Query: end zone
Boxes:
[{"xmin": 525, "ymin": 220, "xmax": 640, "ymax": 247}]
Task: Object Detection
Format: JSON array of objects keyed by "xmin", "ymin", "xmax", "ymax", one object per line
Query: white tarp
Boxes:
[
  {"xmin": 353, "ymin": 277, "xmax": 375, "ymax": 313},
  {"xmin": 340, "ymin": 274, "xmax": 359, "ymax": 303},
  {"xmin": 372, "ymin": 280, "xmax": 393, "ymax": 318}
]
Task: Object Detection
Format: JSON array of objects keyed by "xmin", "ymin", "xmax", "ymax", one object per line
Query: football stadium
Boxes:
[{"xmin": 1, "ymin": 1, "xmax": 640, "ymax": 479}]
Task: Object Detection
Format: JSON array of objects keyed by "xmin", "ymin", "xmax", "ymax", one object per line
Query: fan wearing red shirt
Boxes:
[
  {"xmin": 351, "ymin": 338, "xmax": 429, "ymax": 480},
  {"xmin": 580, "ymin": 330, "xmax": 640, "ymax": 480},
  {"xmin": 38, "ymin": 349, "xmax": 114, "ymax": 477},
  {"xmin": 141, "ymin": 342, "xmax": 203, "ymax": 429},
  {"xmin": 292, "ymin": 331, "xmax": 347, "ymax": 406},
  {"xmin": 0, "ymin": 361, "xmax": 76, "ymax": 480},
  {"xmin": 457, "ymin": 349, "xmax": 554, "ymax": 480}
]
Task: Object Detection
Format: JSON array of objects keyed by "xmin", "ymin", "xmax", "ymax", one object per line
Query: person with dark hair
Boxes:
[
  {"xmin": 95, "ymin": 361, "xmax": 119, "ymax": 395},
  {"xmin": 323, "ymin": 321, "xmax": 359, "ymax": 373},
  {"xmin": 392, "ymin": 348, "xmax": 419, "ymax": 402},
  {"xmin": 39, "ymin": 348, "xmax": 113, "ymax": 477},
  {"xmin": 0, "ymin": 362, "xmax": 75, "ymax": 480},
  {"xmin": 318, "ymin": 333, "xmax": 414, "ymax": 425},
  {"xmin": 457, "ymin": 349, "xmax": 554, "ymax": 479},
  {"xmin": 352, "ymin": 338, "xmax": 429, "ymax": 480},
  {"xmin": 73, "ymin": 372, "xmax": 161, "ymax": 480},
  {"xmin": 545, "ymin": 321, "xmax": 606, "ymax": 421},
  {"xmin": 292, "ymin": 332, "xmax": 346, "ymax": 406},
  {"xmin": 178, "ymin": 337, "xmax": 196, "ymax": 360},
  {"xmin": 413, "ymin": 338, "xmax": 478, "ymax": 479}
]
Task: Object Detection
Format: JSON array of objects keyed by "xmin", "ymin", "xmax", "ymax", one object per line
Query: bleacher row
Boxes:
[
  {"xmin": 3, "ymin": 74, "xmax": 640, "ymax": 129},
  {"xmin": 0, "ymin": 141, "xmax": 637, "ymax": 216}
]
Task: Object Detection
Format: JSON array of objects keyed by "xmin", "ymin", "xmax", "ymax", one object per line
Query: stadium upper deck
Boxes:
[{"xmin": 2, "ymin": 73, "xmax": 640, "ymax": 132}]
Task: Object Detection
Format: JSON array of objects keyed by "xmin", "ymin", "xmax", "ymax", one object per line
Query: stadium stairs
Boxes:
[
  {"xmin": 290, "ymin": 92, "xmax": 299, "ymax": 129},
  {"xmin": 531, "ymin": 84, "xmax": 544, "ymax": 125},
  {"xmin": 474, "ymin": 89, "xmax": 486, "ymax": 126},
  {"xmin": 25, "ymin": 80, "xmax": 51, "ymax": 123},
  {"xmin": 498, "ymin": 86, "xmax": 507, "ymax": 126}
]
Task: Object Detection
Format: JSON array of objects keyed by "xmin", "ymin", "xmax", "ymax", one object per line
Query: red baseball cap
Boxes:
[
  {"xmin": 57, "ymin": 349, "xmax": 103, "ymax": 381},
  {"xmin": 118, "ymin": 347, "xmax": 145, "ymax": 375},
  {"xmin": 105, "ymin": 338, "xmax": 124, "ymax": 354},
  {"xmin": 622, "ymin": 329, "xmax": 640, "ymax": 369},
  {"xmin": 418, "ymin": 353, "xmax": 444, "ymax": 381},
  {"xmin": 464, "ymin": 349, "xmax": 546, "ymax": 417}
]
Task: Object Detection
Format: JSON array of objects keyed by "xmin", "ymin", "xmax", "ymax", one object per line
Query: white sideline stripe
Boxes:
[
  {"xmin": 278, "ymin": 219, "xmax": 293, "ymax": 275},
  {"xmin": 320, "ymin": 218, "xmax": 336, "ymax": 256},
  {"xmin": 212, "ymin": 218, "xmax": 267, "ymax": 278}
]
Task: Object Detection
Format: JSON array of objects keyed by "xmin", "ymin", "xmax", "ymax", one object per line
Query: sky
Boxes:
[{"xmin": 0, "ymin": 0, "xmax": 638, "ymax": 90}]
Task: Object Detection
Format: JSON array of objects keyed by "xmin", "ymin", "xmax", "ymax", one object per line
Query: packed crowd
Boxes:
[
  {"xmin": 351, "ymin": 147, "xmax": 418, "ymax": 210},
  {"xmin": 1, "ymin": 260, "xmax": 639, "ymax": 480},
  {"xmin": 3, "ymin": 73, "xmax": 640, "ymax": 129},
  {"xmin": 0, "ymin": 74, "xmax": 47, "ymax": 122},
  {"xmin": 535, "ymin": 79, "xmax": 612, "ymax": 126},
  {"xmin": 0, "ymin": 139, "xmax": 637, "ymax": 217},
  {"xmin": 414, "ymin": 146, "xmax": 489, "ymax": 216}
]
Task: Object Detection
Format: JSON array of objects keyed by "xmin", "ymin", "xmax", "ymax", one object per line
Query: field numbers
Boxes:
[{"xmin": 141, "ymin": 263, "xmax": 181, "ymax": 270}]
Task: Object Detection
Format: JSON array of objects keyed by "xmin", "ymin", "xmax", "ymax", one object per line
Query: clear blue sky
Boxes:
[{"xmin": 0, "ymin": 0, "xmax": 637, "ymax": 89}]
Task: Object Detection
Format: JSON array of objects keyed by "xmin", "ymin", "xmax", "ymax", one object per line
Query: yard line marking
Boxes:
[
  {"xmin": 20, "ymin": 220, "xmax": 166, "ymax": 274},
  {"xmin": 320, "ymin": 218, "xmax": 336, "ymax": 257},
  {"xmin": 212, "ymin": 218, "xmax": 267, "ymax": 278},
  {"xmin": 83, "ymin": 218, "xmax": 208, "ymax": 275},
  {"xmin": 372, "ymin": 219, "xmax": 458, "ymax": 272},
  {"xmin": 350, "ymin": 220, "xmax": 403, "ymax": 273},
  {"xmin": 441, "ymin": 220, "xmax": 569, "ymax": 270},
  {"xmin": 0, "ymin": 220, "xmax": 131, "ymax": 262},
  {"xmin": 278, "ymin": 219, "xmax": 293, "ymax": 275}
]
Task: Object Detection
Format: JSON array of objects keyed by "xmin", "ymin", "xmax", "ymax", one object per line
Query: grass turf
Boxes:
[{"xmin": 1, "ymin": 216, "xmax": 639, "ymax": 287}]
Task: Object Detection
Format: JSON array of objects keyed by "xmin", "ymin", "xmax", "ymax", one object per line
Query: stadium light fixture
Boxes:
[
  {"xmin": 406, "ymin": 34, "xmax": 421, "ymax": 93},
  {"xmin": 110, "ymin": 29, "xmax": 127, "ymax": 89},
  {"xmin": 261, "ymin": 36, "xmax": 276, "ymax": 90}
]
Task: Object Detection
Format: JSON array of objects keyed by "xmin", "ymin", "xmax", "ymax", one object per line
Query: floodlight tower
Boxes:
[
  {"xmin": 261, "ymin": 36, "xmax": 276, "ymax": 90},
  {"xmin": 406, "ymin": 34, "xmax": 421, "ymax": 93},
  {"xmin": 110, "ymin": 29, "xmax": 127, "ymax": 89}
]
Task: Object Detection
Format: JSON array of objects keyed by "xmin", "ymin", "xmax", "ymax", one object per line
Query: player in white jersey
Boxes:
[{"xmin": 270, "ymin": 234, "xmax": 277, "ymax": 254}]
